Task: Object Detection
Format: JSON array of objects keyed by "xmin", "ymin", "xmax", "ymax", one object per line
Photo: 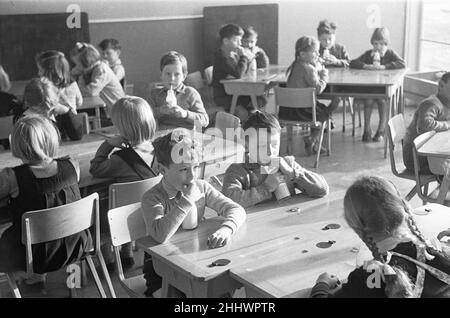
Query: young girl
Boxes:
[
  {"xmin": 350, "ymin": 27, "xmax": 406, "ymax": 142},
  {"xmin": 0, "ymin": 115, "xmax": 92, "ymax": 286},
  {"xmin": 147, "ymin": 51, "xmax": 209, "ymax": 130},
  {"xmin": 281, "ymin": 36, "xmax": 337, "ymax": 155},
  {"xmin": 0, "ymin": 65, "xmax": 23, "ymax": 149},
  {"xmin": 90, "ymin": 96, "xmax": 158, "ymax": 269},
  {"xmin": 242, "ymin": 26, "xmax": 270, "ymax": 69},
  {"xmin": 311, "ymin": 176, "xmax": 450, "ymax": 298},
  {"xmin": 76, "ymin": 43, "xmax": 125, "ymax": 118},
  {"xmin": 36, "ymin": 50, "xmax": 84, "ymax": 141}
]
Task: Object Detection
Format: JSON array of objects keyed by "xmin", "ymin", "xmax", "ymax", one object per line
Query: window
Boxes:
[{"xmin": 420, "ymin": 1, "xmax": 450, "ymax": 70}]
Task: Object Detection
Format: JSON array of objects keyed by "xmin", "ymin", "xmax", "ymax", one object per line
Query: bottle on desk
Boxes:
[
  {"xmin": 373, "ymin": 51, "xmax": 381, "ymax": 67},
  {"xmin": 182, "ymin": 205, "xmax": 198, "ymax": 230},
  {"xmin": 166, "ymin": 86, "xmax": 177, "ymax": 107}
]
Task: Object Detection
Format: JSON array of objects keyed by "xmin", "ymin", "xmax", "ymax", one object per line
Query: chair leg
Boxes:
[
  {"xmin": 405, "ymin": 186, "xmax": 417, "ymax": 201},
  {"xmin": 423, "ymin": 183, "xmax": 430, "ymax": 205},
  {"xmin": 349, "ymin": 98, "xmax": 356, "ymax": 137},
  {"xmin": 80, "ymin": 260, "xmax": 87, "ymax": 287},
  {"xmin": 314, "ymin": 124, "xmax": 326, "ymax": 169},
  {"xmin": 96, "ymin": 251, "xmax": 117, "ymax": 298},
  {"xmin": 357, "ymin": 102, "xmax": 362, "ymax": 127},
  {"xmin": 342, "ymin": 98, "xmax": 346, "ymax": 133},
  {"xmin": 286, "ymin": 125, "xmax": 293, "ymax": 155},
  {"xmin": 327, "ymin": 119, "xmax": 331, "ymax": 156},
  {"xmin": 84, "ymin": 255, "xmax": 107, "ymax": 298},
  {"xmin": 6, "ymin": 273, "xmax": 21, "ymax": 298}
]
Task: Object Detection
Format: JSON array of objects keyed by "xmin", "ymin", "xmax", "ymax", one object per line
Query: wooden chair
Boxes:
[
  {"xmin": 125, "ymin": 83, "xmax": 134, "ymax": 96},
  {"xmin": 107, "ymin": 176, "xmax": 162, "ymax": 297},
  {"xmin": 185, "ymin": 71, "xmax": 205, "ymax": 91},
  {"xmin": 4, "ymin": 193, "xmax": 116, "ymax": 298},
  {"xmin": 204, "ymin": 66, "xmax": 213, "ymax": 87},
  {"xmin": 412, "ymin": 131, "xmax": 450, "ymax": 205},
  {"xmin": 274, "ymin": 86, "xmax": 331, "ymax": 168},
  {"xmin": 76, "ymin": 112, "xmax": 90, "ymax": 135},
  {"xmin": 388, "ymin": 115, "xmax": 435, "ymax": 204},
  {"xmin": 0, "ymin": 115, "xmax": 14, "ymax": 141},
  {"xmin": 108, "ymin": 202, "xmax": 148, "ymax": 297}
]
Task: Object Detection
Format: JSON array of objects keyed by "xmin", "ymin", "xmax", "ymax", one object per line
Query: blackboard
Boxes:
[
  {"xmin": 0, "ymin": 13, "xmax": 90, "ymax": 81},
  {"xmin": 203, "ymin": 4, "xmax": 278, "ymax": 68}
]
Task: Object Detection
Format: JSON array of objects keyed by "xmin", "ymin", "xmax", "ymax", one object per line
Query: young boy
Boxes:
[
  {"xmin": 242, "ymin": 26, "xmax": 270, "ymax": 69},
  {"xmin": 98, "ymin": 38, "xmax": 126, "ymax": 87},
  {"xmin": 222, "ymin": 112, "xmax": 329, "ymax": 208},
  {"xmin": 211, "ymin": 23, "xmax": 265, "ymax": 122},
  {"xmin": 147, "ymin": 51, "xmax": 209, "ymax": 131},
  {"xmin": 141, "ymin": 129, "xmax": 246, "ymax": 296}
]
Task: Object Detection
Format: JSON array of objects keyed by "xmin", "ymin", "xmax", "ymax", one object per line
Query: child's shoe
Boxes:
[
  {"xmin": 362, "ymin": 130, "xmax": 372, "ymax": 142},
  {"xmin": 304, "ymin": 136, "xmax": 314, "ymax": 156},
  {"xmin": 372, "ymin": 130, "xmax": 384, "ymax": 142},
  {"xmin": 120, "ymin": 255, "xmax": 135, "ymax": 271}
]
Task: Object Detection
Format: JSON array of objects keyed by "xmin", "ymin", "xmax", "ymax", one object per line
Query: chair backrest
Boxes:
[
  {"xmin": 21, "ymin": 193, "xmax": 99, "ymax": 274},
  {"xmin": 209, "ymin": 111, "xmax": 241, "ymax": 142},
  {"xmin": 108, "ymin": 202, "xmax": 146, "ymax": 247},
  {"xmin": 125, "ymin": 83, "xmax": 134, "ymax": 95},
  {"xmin": 76, "ymin": 112, "xmax": 90, "ymax": 135},
  {"xmin": 274, "ymin": 87, "xmax": 316, "ymax": 122},
  {"xmin": 185, "ymin": 71, "xmax": 205, "ymax": 90},
  {"xmin": 387, "ymin": 114, "xmax": 407, "ymax": 176},
  {"xmin": 0, "ymin": 115, "xmax": 14, "ymax": 140},
  {"xmin": 108, "ymin": 175, "xmax": 163, "ymax": 210},
  {"xmin": 204, "ymin": 66, "xmax": 213, "ymax": 86}
]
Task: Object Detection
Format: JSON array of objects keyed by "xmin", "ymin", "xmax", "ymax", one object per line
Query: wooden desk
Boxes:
[
  {"xmin": 0, "ymin": 131, "xmax": 244, "ymax": 188},
  {"xmin": 229, "ymin": 203, "xmax": 450, "ymax": 298},
  {"xmin": 136, "ymin": 190, "xmax": 349, "ymax": 298},
  {"xmin": 78, "ymin": 96, "xmax": 106, "ymax": 130}
]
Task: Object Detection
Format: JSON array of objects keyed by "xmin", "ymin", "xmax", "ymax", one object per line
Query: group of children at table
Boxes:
[{"xmin": 1, "ymin": 17, "xmax": 450, "ymax": 298}]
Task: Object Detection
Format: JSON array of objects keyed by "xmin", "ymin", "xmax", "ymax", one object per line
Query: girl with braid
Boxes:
[{"xmin": 311, "ymin": 175, "xmax": 450, "ymax": 298}]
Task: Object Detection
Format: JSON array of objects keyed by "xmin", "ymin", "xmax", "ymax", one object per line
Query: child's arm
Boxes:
[
  {"xmin": 79, "ymin": 64, "xmax": 110, "ymax": 97},
  {"xmin": 147, "ymin": 89, "xmax": 170, "ymax": 120},
  {"xmin": 183, "ymin": 88, "xmax": 209, "ymax": 128},
  {"xmin": 305, "ymin": 65, "xmax": 328, "ymax": 94},
  {"xmin": 255, "ymin": 47, "xmax": 270, "ymax": 69},
  {"xmin": 89, "ymin": 138, "xmax": 129, "ymax": 178},
  {"xmin": 349, "ymin": 50, "xmax": 371, "ymax": 69},
  {"xmin": 416, "ymin": 102, "xmax": 450, "ymax": 133},
  {"xmin": 0, "ymin": 168, "xmax": 18, "ymax": 205},
  {"xmin": 114, "ymin": 64, "xmax": 126, "ymax": 82},
  {"xmin": 74, "ymin": 82, "xmax": 83, "ymax": 109},
  {"xmin": 282, "ymin": 156, "xmax": 329, "ymax": 198},
  {"xmin": 141, "ymin": 187, "xmax": 194, "ymax": 243},
  {"xmin": 223, "ymin": 53, "xmax": 249, "ymax": 79},
  {"xmin": 383, "ymin": 50, "xmax": 406, "ymax": 69},
  {"xmin": 222, "ymin": 164, "xmax": 274, "ymax": 208}
]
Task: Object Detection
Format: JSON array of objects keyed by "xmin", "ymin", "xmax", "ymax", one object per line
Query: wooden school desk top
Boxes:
[
  {"xmin": 417, "ymin": 130, "xmax": 450, "ymax": 158},
  {"xmin": 229, "ymin": 203, "xmax": 450, "ymax": 298}
]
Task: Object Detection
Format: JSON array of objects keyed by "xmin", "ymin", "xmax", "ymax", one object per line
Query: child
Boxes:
[
  {"xmin": 69, "ymin": 42, "xmax": 84, "ymax": 82},
  {"xmin": 0, "ymin": 65, "xmax": 23, "ymax": 149},
  {"xmin": 317, "ymin": 20, "xmax": 350, "ymax": 68},
  {"xmin": 147, "ymin": 51, "xmax": 209, "ymax": 130},
  {"xmin": 350, "ymin": 27, "xmax": 406, "ymax": 142},
  {"xmin": 211, "ymin": 23, "xmax": 265, "ymax": 122},
  {"xmin": 242, "ymin": 26, "xmax": 270, "ymax": 69},
  {"xmin": 90, "ymin": 96, "xmax": 158, "ymax": 270},
  {"xmin": 222, "ymin": 111, "xmax": 329, "ymax": 208},
  {"xmin": 76, "ymin": 43, "xmax": 125, "ymax": 118},
  {"xmin": 280, "ymin": 36, "xmax": 337, "ymax": 155},
  {"xmin": 311, "ymin": 176, "xmax": 450, "ymax": 298},
  {"xmin": 141, "ymin": 130, "xmax": 246, "ymax": 297},
  {"xmin": 98, "ymin": 38, "xmax": 126, "ymax": 87},
  {"xmin": 0, "ymin": 115, "xmax": 92, "ymax": 286},
  {"xmin": 36, "ymin": 50, "xmax": 84, "ymax": 141}
]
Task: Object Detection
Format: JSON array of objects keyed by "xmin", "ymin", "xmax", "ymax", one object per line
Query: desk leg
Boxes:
[
  {"xmin": 95, "ymin": 107, "xmax": 101, "ymax": 129},
  {"xmin": 230, "ymin": 95, "xmax": 238, "ymax": 115},
  {"xmin": 250, "ymin": 95, "xmax": 259, "ymax": 111},
  {"xmin": 383, "ymin": 95, "xmax": 393, "ymax": 159}
]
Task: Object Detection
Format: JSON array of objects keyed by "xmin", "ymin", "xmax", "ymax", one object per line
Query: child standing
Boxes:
[
  {"xmin": 36, "ymin": 50, "xmax": 84, "ymax": 141},
  {"xmin": 98, "ymin": 38, "xmax": 126, "ymax": 88},
  {"xmin": 76, "ymin": 43, "xmax": 125, "ymax": 118},
  {"xmin": 0, "ymin": 115, "xmax": 92, "ymax": 286},
  {"xmin": 222, "ymin": 112, "xmax": 329, "ymax": 208},
  {"xmin": 147, "ymin": 51, "xmax": 209, "ymax": 131},
  {"xmin": 350, "ymin": 27, "xmax": 406, "ymax": 142},
  {"xmin": 90, "ymin": 96, "xmax": 158, "ymax": 270},
  {"xmin": 311, "ymin": 176, "xmax": 450, "ymax": 298},
  {"xmin": 281, "ymin": 36, "xmax": 336, "ymax": 155},
  {"xmin": 242, "ymin": 26, "xmax": 270, "ymax": 69},
  {"xmin": 0, "ymin": 65, "xmax": 23, "ymax": 149},
  {"xmin": 141, "ymin": 130, "xmax": 246, "ymax": 297},
  {"xmin": 211, "ymin": 23, "xmax": 265, "ymax": 122}
]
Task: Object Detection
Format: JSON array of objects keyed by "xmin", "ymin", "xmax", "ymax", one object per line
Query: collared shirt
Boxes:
[
  {"xmin": 349, "ymin": 49, "xmax": 406, "ymax": 70},
  {"xmin": 147, "ymin": 83, "xmax": 209, "ymax": 130},
  {"xmin": 141, "ymin": 178, "xmax": 246, "ymax": 243}
]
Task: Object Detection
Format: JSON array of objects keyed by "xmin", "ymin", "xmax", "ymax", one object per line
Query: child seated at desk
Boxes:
[
  {"xmin": 211, "ymin": 23, "xmax": 266, "ymax": 123},
  {"xmin": 311, "ymin": 175, "xmax": 450, "ymax": 298},
  {"xmin": 141, "ymin": 129, "xmax": 246, "ymax": 297},
  {"xmin": 402, "ymin": 72, "xmax": 450, "ymax": 174},
  {"xmin": 75, "ymin": 43, "xmax": 125, "ymax": 118},
  {"xmin": 242, "ymin": 26, "xmax": 270, "ymax": 69},
  {"xmin": 147, "ymin": 51, "xmax": 209, "ymax": 130},
  {"xmin": 36, "ymin": 50, "xmax": 84, "ymax": 141},
  {"xmin": 281, "ymin": 36, "xmax": 337, "ymax": 155},
  {"xmin": 0, "ymin": 65, "xmax": 23, "ymax": 149},
  {"xmin": 350, "ymin": 27, "xmax": 406, "ymax": 142},
  {"xmin": 222, "ymin": 111, "xmax": 329, "ymax": 208},
  {"xmin": 98, "ymin": 38, "xmax": 126, "ymax": 88},
  {"xmin": 0, "ymin": 115, "xmax": 92, "ymax": 287},
  {"xmin": 90, "ymin": 96, "xmax": 158, "ymax": 270}
]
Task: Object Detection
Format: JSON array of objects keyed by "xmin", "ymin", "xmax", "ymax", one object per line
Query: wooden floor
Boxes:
[{"xmin": 0, "ymin": 102, "xmax": 430, "ymax": 298}]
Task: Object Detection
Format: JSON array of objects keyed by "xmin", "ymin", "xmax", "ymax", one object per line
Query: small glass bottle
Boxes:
[
  {"xmin": 166, "ymin": 87, "xmax": 177, "ymax": 107},
  {"xmin": 182, "ymin": 205, "xmax": 198, "ymax": 230},
  {"xmin": 373, "ymin": 51, "xmax": 381, "ymax": 67}
]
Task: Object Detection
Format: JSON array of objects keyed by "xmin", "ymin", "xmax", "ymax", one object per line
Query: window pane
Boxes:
[
  {"xmin": 422, "ymin": 1, "xmax": 450, "ymax": 43},
  {"xmin": 420, "ymin": 41, "xmax": 450, "ymax": 71}
]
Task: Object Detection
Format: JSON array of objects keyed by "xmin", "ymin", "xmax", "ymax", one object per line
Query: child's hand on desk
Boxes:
[
  {"xmin": 208, "ymin": 226, "xmax": 233, "ymax": 249},
  {"xmin": 237, "ymin": 47, "xmax": 255, "ymax": 61},
  {"xmin": 170, "ymin": 106, "xmax": 188, "ymax": 118},
  {"xmin": 316, "ymin": 272, "xmax": 341, "ymax": 289},
  {"xmin": 318, "ymin": 67, "xmax": 328, "ymax": 78},
  {"xmin": 323, "ymin": 55, "xmax": 339, "ymax": 65},
  {"xmin": 279, "ymin": 156, "xmax": 295, "ymax": 178},
  {"xmin": 107, "ymin": 135, "xmax": 128, "ymax": 148},
  {"xmin": 364, "ymin": 64, "xmax": 386, "ymax": 70},
  {"xmin": 263, "ymin": 173, "xmax": 282, "ymax": 193}
]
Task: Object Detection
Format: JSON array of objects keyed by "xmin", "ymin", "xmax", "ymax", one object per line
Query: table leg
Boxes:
[
  {"xmin": 342, "ymin": 98, "xmax": 346, "ymax": 133},
  {"xmin": 95, "ymin": 107, "xmax": 101, "ymax": 129},
  {"xmin": 230, "ymin": 95, "xmax": 238, "ymax": 115}
]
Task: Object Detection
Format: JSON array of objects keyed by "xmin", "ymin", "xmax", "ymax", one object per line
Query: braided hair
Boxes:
[{"xmin": 286, "ymin": 36, "xmax": 319, "ymax": 80}]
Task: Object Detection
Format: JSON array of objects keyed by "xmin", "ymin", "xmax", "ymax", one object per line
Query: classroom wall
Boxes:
[{"xmin": 0, "ymin": 0, "xmax": 407, "ymax": 97}]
